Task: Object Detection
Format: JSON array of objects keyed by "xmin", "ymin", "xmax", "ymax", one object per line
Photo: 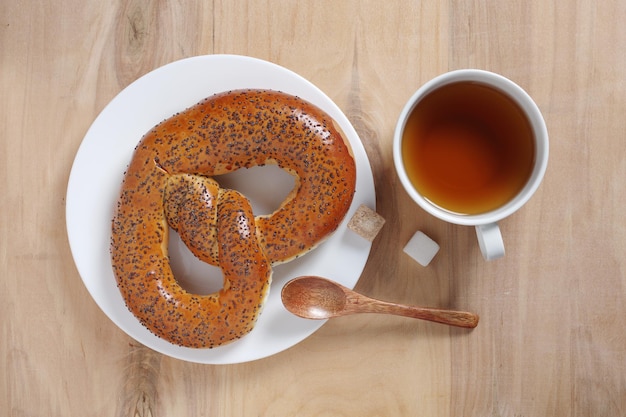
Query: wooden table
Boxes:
[{"xmin": 2, "ymin": 1, "xmax": 625, "ymax": 415}]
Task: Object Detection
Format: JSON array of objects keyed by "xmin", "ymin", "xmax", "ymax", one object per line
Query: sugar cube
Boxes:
[
  {"xmin": 403, "ymin": 230, "xmax": 440, "ymax": 266},
  {"xmin": 347, "ymin": 204, "xmax": 385, "ymax": 242}
]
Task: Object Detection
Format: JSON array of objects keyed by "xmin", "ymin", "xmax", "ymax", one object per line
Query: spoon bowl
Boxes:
[{"xmin": 281, "ymin": 276, "xmax": 479, "ymax": 328}]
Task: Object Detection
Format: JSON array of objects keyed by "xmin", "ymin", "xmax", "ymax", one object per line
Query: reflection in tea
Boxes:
[{"xmin": 402, "ymin": 81, "xmax": 535, "ymax": 215}]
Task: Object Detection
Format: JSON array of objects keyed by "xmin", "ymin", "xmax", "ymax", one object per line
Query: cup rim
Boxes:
[{"xmin": 393, "ymin": 69, "xmax": 549, "ymax": 226}]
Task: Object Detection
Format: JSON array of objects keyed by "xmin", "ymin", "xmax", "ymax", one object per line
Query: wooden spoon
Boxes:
[{"xmin": 281, "ymin": 276, "xmax": 479, "ymax": 328}]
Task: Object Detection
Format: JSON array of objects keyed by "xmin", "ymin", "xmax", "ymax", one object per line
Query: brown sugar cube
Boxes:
[{"xmin": 347, "ymin": 204, "xmax": 385, "ymax": 242}]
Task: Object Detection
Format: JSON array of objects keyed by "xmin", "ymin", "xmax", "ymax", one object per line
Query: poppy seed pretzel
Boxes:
[{"xmin": 111, "ymin": 89, "xmax": 356, "ymax": 348}]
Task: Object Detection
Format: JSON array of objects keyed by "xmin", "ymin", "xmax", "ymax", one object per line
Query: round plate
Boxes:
[{"xmin": 66, "ymin": 55, "xmax": 375, "ymax": 364}]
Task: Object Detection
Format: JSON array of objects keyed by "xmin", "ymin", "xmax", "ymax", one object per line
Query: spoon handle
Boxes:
[{"xmin": 353, "ymin": 296, "xmax": 479, "ymax": 328}]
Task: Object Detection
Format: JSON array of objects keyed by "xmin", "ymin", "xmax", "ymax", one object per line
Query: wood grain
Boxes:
[{"xmin": 1, "ymin": 0, "xmax": 625, "ymax": 416}]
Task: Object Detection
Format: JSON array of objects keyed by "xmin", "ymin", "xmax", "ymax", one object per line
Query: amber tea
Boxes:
[{"xmin": 401, "ymin": 81, "xmax": 535, "ymax": 215}]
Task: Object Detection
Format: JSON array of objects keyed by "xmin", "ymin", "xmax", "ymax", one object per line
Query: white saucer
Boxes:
[{"xmin": 66, "ymin": 55, "xmax": 375, "ymax": 364}]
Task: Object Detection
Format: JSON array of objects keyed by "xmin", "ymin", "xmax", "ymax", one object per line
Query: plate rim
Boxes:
[{"xmin": 65, "ymin": 54, "xmax": 375, "ymax": 364}]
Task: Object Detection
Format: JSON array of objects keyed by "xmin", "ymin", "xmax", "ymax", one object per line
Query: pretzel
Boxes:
[{"xmin": 111, "ymin": 89, "xmax": 356, "ymax": 348}]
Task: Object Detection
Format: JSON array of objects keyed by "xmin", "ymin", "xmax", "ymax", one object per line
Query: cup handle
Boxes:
[{"xmin": 475, "ymin": 223, "xmax": 505, "ymax": 261}]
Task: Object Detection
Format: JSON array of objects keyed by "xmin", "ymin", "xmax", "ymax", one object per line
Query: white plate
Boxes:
[{"xmin": 66, "ymin": 55, "xmax": 375, "ymax": 364}]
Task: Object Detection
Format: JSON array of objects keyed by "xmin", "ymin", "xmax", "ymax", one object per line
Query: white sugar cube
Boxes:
[{"xmin": 403, "ymin": 231, "xmax": 440, "ymax": 266}]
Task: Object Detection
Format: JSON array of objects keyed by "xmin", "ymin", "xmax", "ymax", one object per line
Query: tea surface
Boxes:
[{"xmin": 402, "ymin": 82, "xmax": 535, "ymax": 215}]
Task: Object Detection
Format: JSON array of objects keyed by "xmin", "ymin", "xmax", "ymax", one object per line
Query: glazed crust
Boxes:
[{"xmin": 110, "ymin": 89, "xmax": 356, "ymax": 348}]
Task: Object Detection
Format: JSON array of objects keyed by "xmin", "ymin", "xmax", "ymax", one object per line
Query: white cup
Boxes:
[{"xmin": 393, "ymin": 69, "xmax": 549, "ymax": 260}]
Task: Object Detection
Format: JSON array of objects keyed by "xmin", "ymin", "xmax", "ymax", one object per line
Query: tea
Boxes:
[{"xmin": 401, "ymin": 81, "xmax": 535, "ymax": 215}]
